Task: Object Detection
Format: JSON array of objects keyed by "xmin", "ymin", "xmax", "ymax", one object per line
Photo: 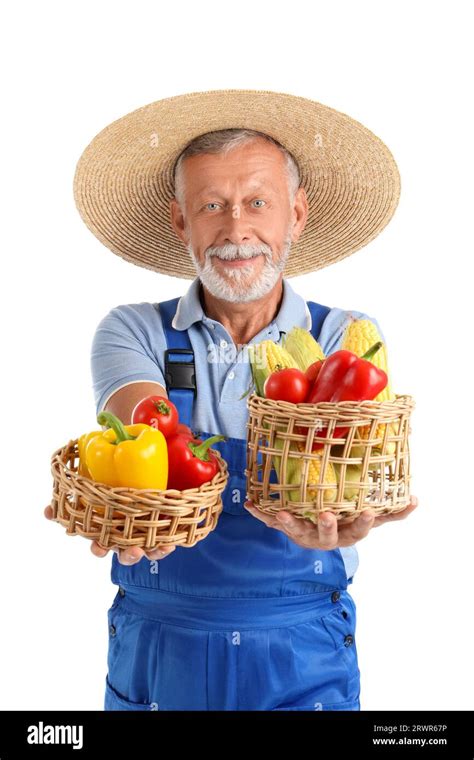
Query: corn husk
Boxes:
[
  {"xmin": 273, "ymin": 436, "xmax": 337, "ymax": 505},
  {"xmin": 282, "ymin": 326, "xmax": 325, "ymax": 371},
  {"xmin": 247, "ymin": 340, "xmax": 298, "ymax": 396}
]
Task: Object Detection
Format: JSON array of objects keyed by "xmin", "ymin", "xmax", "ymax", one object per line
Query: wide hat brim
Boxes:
[{"xmin": 73, "ymin": 89, "xmax": 400, "ymax": 279}]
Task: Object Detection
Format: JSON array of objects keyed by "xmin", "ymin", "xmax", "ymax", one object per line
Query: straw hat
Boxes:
[{"xmin": 73, "ymin": 89, "xmax": 400, "ymax": 279}]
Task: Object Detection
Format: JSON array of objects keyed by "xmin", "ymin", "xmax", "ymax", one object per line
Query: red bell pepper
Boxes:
[
  {"xmin": 305, "ymin": 359, "xmax": 324, "ymax": 386},
  {"xmin": 297, "ymin": 342, "xmax": 387, "ymax": 449},
  {"xmin": 167, "ymin": 432, "xmax": 226, "ymax": 490},
  {"xmin": 176, "ymin": 422, "xmax": 193, "ymax": 437},
  {"xmin": 307, "ymin": 351, "xmax": 360, "ymax": 403},
  {"xmin": 330, "ymin": 351, "xmax": 387, "ymax": 402}
]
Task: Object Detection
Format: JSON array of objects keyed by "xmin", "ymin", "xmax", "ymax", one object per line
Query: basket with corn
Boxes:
[{"xmin": 244, "ymin": 319, "xmax": 415, "ymax": 524}]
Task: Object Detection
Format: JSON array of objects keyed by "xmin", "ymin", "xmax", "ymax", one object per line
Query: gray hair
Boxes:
[{"xmin": 173, "ymin": 128, "xmax": 301, "ymax": 207}]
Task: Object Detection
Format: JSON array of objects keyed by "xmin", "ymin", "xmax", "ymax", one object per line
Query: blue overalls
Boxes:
[{"xmin": 104, "ymin": 298, "xmax": 361, "ymax": 711}]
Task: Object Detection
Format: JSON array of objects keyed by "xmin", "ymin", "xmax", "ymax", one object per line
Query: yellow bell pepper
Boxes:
[
  {"xmin": 84, "ymin": 411, "xmax": 168, "ymax": 489},
  {"xmin": 78, "ymin": 429, "xmax": 102, "ymax": 478}
]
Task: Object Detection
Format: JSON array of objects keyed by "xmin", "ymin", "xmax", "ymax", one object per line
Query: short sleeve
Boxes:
[
  {"xmin": 317, "ymin": 307, "xmax": 387, "ymax": 356},
  {"xmin": 90, "ymin": 303, "xmax": 167, "ymax": 416}
]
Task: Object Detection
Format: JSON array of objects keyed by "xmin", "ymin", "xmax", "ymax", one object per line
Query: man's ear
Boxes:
[
  {"xmin": 169, "ymin": 198, "xmax": 189, "ymax": 245},
  {"xmin": 290, "ymin": 186, "xmax": 309, "ymax": 243}
]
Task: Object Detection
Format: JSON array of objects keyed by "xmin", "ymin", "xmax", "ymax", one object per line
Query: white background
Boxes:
[{"xmin": 1, "ymin": 0, "xmax": 472, "ymax": 710}]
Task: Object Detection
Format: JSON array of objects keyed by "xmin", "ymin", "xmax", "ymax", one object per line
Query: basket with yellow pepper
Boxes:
[
  {"xmin": 244, "ymin": 319, "xmax": 415, "ymax": 525},
  {"xmin": 49, "ymin": 403, "xmax": 228, "ymax": 550}
]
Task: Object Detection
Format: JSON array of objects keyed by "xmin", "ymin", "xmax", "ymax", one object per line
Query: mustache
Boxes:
[{"xmin": 205, "ymin": 244, "xmax": 273, "ymax": 261}]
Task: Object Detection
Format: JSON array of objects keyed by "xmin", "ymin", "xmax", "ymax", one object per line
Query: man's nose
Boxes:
[{"xmin": 219, "ymin": 208, "xmax": 253, "ymax": 245}]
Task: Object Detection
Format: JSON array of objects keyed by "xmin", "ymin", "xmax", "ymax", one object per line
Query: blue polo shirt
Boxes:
[{"xmin": 90, "ymin": 276, "xmax": 385, "ymax": 580}]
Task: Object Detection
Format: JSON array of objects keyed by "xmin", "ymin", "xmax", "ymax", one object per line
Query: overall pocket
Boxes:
[
  {"xmin": 319, "ymin": 593, "xmax": 361, "ymax": 706},
  {"xmin": 106, "ymin": 596, "xmax": 163, "ymax": 707},
  {"xmin": 104, "ymin": 676, "xmax": 158, "ymax": 711}
]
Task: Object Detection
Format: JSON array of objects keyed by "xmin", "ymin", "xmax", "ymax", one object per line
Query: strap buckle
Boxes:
[{"xmin": 164, "ymin": 348, "xmax": 197, "ymax": 396}]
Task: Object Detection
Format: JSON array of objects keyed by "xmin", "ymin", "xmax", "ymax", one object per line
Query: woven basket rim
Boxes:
[
  {"xmin": 247, "ymin": 392, "xmax": 415, "ymax": 411},
  {"xmin": 49, "ymin": 437, "xmax": 227, "ymax": 549},
  {"xmin": 51, "ymin": 438, "xmax": 228, "ymax": 497}
]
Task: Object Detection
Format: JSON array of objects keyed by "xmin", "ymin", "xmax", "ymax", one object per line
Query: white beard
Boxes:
[{"xmin": 186, "ymin": 230, "xmax": 292, "ymax": 304}]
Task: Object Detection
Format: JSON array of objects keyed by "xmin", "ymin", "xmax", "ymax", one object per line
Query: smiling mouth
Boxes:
[{"xmin": 216, "ymin": 255, "xmax": 261, "ymax": 263}]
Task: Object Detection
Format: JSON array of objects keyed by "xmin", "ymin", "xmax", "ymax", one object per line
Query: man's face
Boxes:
[{"xmin": 170, "ymin": 139, "xmax": 308, "ymax": 303}]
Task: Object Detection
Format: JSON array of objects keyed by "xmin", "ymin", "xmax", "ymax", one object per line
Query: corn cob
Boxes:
[
  {"xmin": 247, "ymin": 343, "xmax": 300, "ymax": 504},
  {"xmin": 331, "ymin": 442, "xmax": 383, "ymax": 502},
  {"xmin": 272, "ymin": 436, "xmax": 337, "ymax": 509},
  {"xmin": 294, "ymin": 439, "xmax": 337, "ymax": 502},
  {"xmin": 333, "ymin": 461, "xmax": 363, "ymax": 501},
  {"xmin": 248, "ymin": 339, "xmax": 335, "ymax": 514},
  {"xmin": 282, "ymin": 326, "xmax": 325, "ymax": 371},
  {"xmin": 330, "ymin": 443, "xmax": 362, "ymax": 501},
  {"xmin": 341, "ymin": 318, "xmax": 396, "ymax": 453},
  {"xmin": 271, "ymin": 434, "xmax": 303, "ymax": 502},
  {"xmin": 247, "ymin": 340, "xmax": 298, "ymax": 396},
  {"xmin": 341, "ymin": 318, "xmax": 394, "ymax": 402}
]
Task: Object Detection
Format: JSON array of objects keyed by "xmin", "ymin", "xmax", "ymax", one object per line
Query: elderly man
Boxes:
[{"xmin": 59, "ymin": 90, "xmax": 417, "ymax": 711}]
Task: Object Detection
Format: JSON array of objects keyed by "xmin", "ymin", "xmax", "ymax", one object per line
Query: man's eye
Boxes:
[
  {"xmin": 205, "ymin": 203, "xmax": 220, "ymax": 211},
  {"xmin": 252, "ymin": 199, "xmax": 266, "ymax": 208}
]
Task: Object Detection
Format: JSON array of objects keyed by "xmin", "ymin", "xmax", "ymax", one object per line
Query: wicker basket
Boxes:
[
  {"xmin": 245, "ymin": 393, "xmax": 415, "ymax": 524},
  {"xmin": 49, "ymin": 439, "xmax": 229, "ymax": 549}
]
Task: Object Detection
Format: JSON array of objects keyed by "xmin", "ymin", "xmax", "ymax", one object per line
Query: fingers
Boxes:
[
  {"xmin": 89, "ymin": 541, "xmax": 173, "ymax": 563},
  {"xmin": 337, "ymin": 509, "xmax": 376, "ymax": 546},
  {"xmin": 373, "ymin": 495, "xmax": 419, "ymax": 527},
  {"xmin": 244, "ymin": 500, "xmax": 281, "ymax": 530},
  {"xmin": 145, "ymin": 545, "xmax": 176, "ymax": 561},
  {"xmin": 116, "ymin": 544, "xmax": 176, "ymax": 564},
  {"xmin": 246, "ymin": 498, "xmax": 342, "ymax": 548},
  {"xmin": 245, "ymin": 494, "xmax": 419, "ymax": 549},
  {"xmin": 275, "ymin": 510, "xmax": 318, "ymax": 546},
  {"xmin": 117, "ymin": 546, "xmax": 146, "ymax": 564},
  {"xmin": 316, "ymin": 511, "xmax": 340, "ymax": 549},
  {"xmin": 93, "ymin": 545, "xmax": 147, "ymax": 564},
  {"xmin": 115, "ymin": 544, "xmax": 176, "ymax": 564},
  {"xmin": 90, "ymin": 541, "xmax": 110, "ymax": 558},
  {"xmin": 245, "ymin": 498, "xmax": 377, "ymax": 550}
]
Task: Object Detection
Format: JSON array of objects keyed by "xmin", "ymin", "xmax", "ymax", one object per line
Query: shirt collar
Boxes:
[
  {"xmin": 171, "ymin": 275, "xmax": 311, "ymax": 334},
  {"xmin": 274, "ymin": 278, "xmax": 312, "ymax": 334},
  {"xmin": 171, "ymin": 276, "xmax": 204, "ymax": 330}
]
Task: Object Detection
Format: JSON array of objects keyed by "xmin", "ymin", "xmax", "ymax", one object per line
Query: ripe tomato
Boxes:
[
  {"xmin": 131, "ymin": 395, "xmax": 179, "ymax": 438},
  {"xmin": 263, "ymin": 368, "xmax": 310, "ymax": 403}
]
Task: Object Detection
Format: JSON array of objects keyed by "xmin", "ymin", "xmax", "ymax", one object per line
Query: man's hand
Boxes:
[
  {"xmin": 44, "ymin": 505, "xmax": 176, "ymax": 564},
  {"xmin": 243, "ymin": 495, "xmax": 418, "ymax": 549}
]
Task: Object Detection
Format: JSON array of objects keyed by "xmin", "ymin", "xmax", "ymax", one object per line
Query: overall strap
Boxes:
[
  {"xmin": 306, "ymin": 300, "xmax": 331, "ymax": 341},
  {"xmin": 158, "ymin": 298, "xmax": 196, "ymax": 428},
  {"xmin": 157, "ymin": 297, "xmax": 330, "ymax": 429}
]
